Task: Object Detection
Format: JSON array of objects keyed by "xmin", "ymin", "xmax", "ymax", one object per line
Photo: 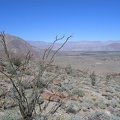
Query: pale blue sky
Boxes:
[{"xmin": 0, "ymin": 0, "xmax": 120, "ymax": 42}]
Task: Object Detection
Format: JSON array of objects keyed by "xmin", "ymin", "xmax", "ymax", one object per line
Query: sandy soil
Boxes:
[{"xmin": 54, "ymin": 52, "xmax": 120, "ymax": 76}]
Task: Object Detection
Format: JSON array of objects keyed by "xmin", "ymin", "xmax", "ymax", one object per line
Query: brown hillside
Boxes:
[{"xmin": 0, "ymin": 34, "xmax": 41, "ymax": 59}]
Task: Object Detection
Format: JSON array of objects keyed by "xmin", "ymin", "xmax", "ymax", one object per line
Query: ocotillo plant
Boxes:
[{"xmin": 0, "ymin": 32, "xmax": 72, "ymax": 120}]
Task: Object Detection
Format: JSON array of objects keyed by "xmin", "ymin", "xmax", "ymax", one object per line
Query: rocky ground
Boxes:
[{"xmin": 0, "ymin": 59, "xmax": 120, "ymax": 120}]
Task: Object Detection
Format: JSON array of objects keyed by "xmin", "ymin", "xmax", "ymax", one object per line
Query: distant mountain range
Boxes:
[
  {"xmin": 28, "ymin": 40, "xmax": 120, "ymax": 51},
  {"xmin": 0, "ymin": 34, "xmax": 120, "ymax": 60}
]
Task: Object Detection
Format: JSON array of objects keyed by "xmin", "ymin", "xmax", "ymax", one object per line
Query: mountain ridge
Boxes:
[
  {"xmin": 28, "ymin": 40, "xmax": 120, "ymax": 51},
  {"xmin": 1, "ymin": 34, "xmax": 120, "ymax": 59},
  {"xmin": 0, "ymin": 34, "xmax": 60, "ymax": 59},
  {"xmin": 0, "ymin": 34, "xmax": 42, "ymax": 59}
]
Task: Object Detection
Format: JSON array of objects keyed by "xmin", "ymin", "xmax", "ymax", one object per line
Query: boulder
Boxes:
[{"xmin": 42, "ymin": 92, "xmax": 61, "ymax": 102}]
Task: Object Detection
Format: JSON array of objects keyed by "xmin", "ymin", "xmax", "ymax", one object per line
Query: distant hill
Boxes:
[
  {"xmin": 0, "ymin": 34, "xmax": 43, "ymax": 59},
  {"xmin": 28, "ymin": 40, "xmax": 120, "ymax": 51},
  {"xmin": 0, "ymin": 34, "xmax": 60, "ymax": 60},
  {"xmin": 28, "ymin": 41, "xmax": 53, "ymax": 49},
  {"xmin": 102, "ymin": 43, "xmax": 120, "ymax": 51}
]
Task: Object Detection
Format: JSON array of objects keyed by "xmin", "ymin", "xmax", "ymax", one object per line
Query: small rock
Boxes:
[
  {"xmin": 107, "ymin": 106, "xmax": 114, "ymax": 114},
  {"xmin": 51, "ymin": 89, "xmax": 65, "ymax": 98},
  {"xmin": 108, "ymin": 96, "xmax": 112, "ymax": 100},
  {"xmin": 82, "ymin": 107, "xmax": 88, "ymax": 112},
  {"xmin": 64, "ymin": 79, "xmax": 69, "ymax": 84},
  {"xmin": 53, "ymin": 80, "xmax": 61, "ymax": 87},
  {"xmin": 102, "ymin": 92, "xmax": 111, "ymax": 97},
  {"xmin": 42, "ymin": 92, "xmax": 61, "ymax": 102}
]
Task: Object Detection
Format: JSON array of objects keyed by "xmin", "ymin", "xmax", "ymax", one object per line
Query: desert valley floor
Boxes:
[{"xmin": 54, "ymin": 51, "xmax": 120, "ymax": 76}]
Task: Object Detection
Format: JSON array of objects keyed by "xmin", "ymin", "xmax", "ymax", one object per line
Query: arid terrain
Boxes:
[
  {"xmin": 0, "ymin": 35, "xmax": 120, "ymax": 120},
  {"xmin": 54, "ymin": 51, "xmax": 120, "ymax": 76}
]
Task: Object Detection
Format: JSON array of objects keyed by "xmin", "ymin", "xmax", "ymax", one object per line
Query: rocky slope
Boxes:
[
  {"xmin": 0, "ymin": 34, "xmax": 43, "ymax": 59},
  {"xmin": 0, "ymin": 62, "xmax": 120, "ymax": 120}
]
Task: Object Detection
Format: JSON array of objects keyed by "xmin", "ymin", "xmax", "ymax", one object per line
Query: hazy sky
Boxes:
[{"xmin": 0, "ymin": 0, "xmax": 120, "ymax": 42}]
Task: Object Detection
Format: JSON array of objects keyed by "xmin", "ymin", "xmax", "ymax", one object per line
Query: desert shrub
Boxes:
[
  {"xmin": 11, "ymin": 56, "xmax": 22, "ymax": 67},
  {"xmin": 72, "ymin": 88, "xmax": 85, "ymax": 97},
  {"xmin": 65, "ymin": 65, "xmax": 72, "ymax": 75},
  {"xmin": 34, "ymin": 114, "xmax": 49, "ymax": 120},
  {"xmin": 4, "ymin": 96, "xmax": 18, "ymax": 109},
  {"xmin": 25, "ymin": 70, "xmax": 31, "ymax": 75},
  {"xmin": 110, "ymin": 100, "xmax": 118, "ymax": 108},
  {"xmin": 61, "ymin": 115, "xmax": 84, "ymax": 120},
  {"xmin": 66, "ymin": 103, "xmax": 77, "ymax": 114},
  {"xmin": 81, "ymin": 100, "xmax": 94, "ymax": 110},
  {"xmin": 66, "ymin": 101, "xmax": 81, "ymax": 114},
  {"xmin": 16, "ymin": 71, "xmax": 24, "ymax": 77},
  {"xmin": 88, "ymin": 111, "xmax": 110, "ymax": 120},
  {"xmin": 90, "ymin": 71, "xmax": 96, "ymax": 86},
  {"xmin": 21, "ymin": 80, "xmax": 33, "ymax": 89},
  {"xmin": 35, "ymin": 78, "xmax": 48, "ymax": 89},
  {"xmin": 110, "ymin": 116, "xmax": 120, "ymax": 120},
  {"xmin": 113, "ymin": 109, "xmax": 120, "ymax": 117},
  {"xmin": 52, "ymin": 116, "xmax": 66, "ymax": 120},
  {"xmin": 71, "ymin": 115, "xmax": 84, "ymax": 120},
  {"xmin": 65, "ymin": 84, "xmax": 73, "ymax": 90},
  {"xmin": 0, "ymin": 61, "xmax": 5, "ymax": 66},
  {"xmin": 54, "ymin": 85, "xmax": 65, "ymax": 92},
  {"xmin": 0, "ymin": 111, "xmax": 21, "ymax": 120},
  {"xmin": 6, "ymin": 65, "xmax": 16, "ymax": 74},
  {"xmin": 105, "ymin": 74, "xmax": 111, "ymax": 86},
  {"xmin": 81, "ymin": 69, "xmax": 89, "ymax": 78},
  {"xmin": 97, "ymin": 102, "xmax": 107, "ymax": 109}
]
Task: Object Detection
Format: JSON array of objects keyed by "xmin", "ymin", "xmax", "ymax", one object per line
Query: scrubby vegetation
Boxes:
[{"xmin": 0, "ymin": 32, "xmax": 120, "ymax": 120}]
